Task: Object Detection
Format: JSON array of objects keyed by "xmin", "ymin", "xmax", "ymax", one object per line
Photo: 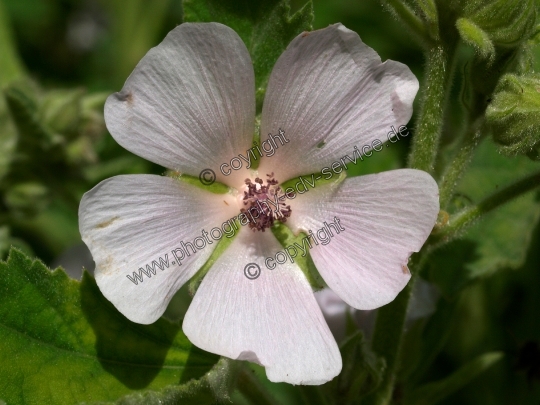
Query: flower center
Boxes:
[{"xmin": 240, "ymin": 174, "xmax": 292, "ymax": 232}]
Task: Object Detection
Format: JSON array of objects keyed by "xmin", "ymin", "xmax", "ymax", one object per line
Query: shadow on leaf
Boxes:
[{"xmin": 80, "ymin": 271, "xmax": 217, "ymax": 389}]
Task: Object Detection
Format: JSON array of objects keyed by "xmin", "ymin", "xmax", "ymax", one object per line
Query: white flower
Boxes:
[{"xmin": 79, "ymin": 22, "xmax": 439, "ymax": 385}]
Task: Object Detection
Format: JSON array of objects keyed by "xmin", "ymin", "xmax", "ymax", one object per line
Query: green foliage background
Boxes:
[{"xmin": 1, "ymin": 0, "xmax": 540, "ymax": 404}]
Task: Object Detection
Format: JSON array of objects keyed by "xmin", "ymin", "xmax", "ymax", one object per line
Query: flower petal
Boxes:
[
  {"xmin": 259, "ymin": 23, "xmax": 418, "ymax": 181},
  {"xmin": 286, "ymin": 169, "xmax": 439, "ymax": 309},
  {"xmin": 104, "ymin": 23, "xmax": 255, "ymax": 186},
  {"xmin": 79, "ymin": 174, "xmax": 239, "ymax": 324},
  {"xmin": 183, "ymin": 228, "xmax": 341, "ymax": 385}
]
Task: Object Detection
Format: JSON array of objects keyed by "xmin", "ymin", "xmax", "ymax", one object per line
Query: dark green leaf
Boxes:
[
  {"xmin": 328, "ymin": 331, "xmax": 386, "ymax": 403},
  {"xmin": 404, "ymin": 352, "xmax": 504, "ymax": 405},
  {"xmin": 429, "ymin": 139, "xmax": 540, "ymax": 295},
  {"xmin": 183, "ymin": 0, "xmax": 314, "ymax": 112}
]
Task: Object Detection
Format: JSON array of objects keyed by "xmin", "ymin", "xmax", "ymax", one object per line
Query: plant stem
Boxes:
[
  {"xmin": 363, "ymin": 254, "xmax": 423, "ymax": 405},
  {"xmin": 366, "ymin": 27, "xmax": 458, "ymax": 405},
  {"xmin": 434, "ymin": 170, "xmax": 540, "ymax": 243},
  {"xmin": 438, "ymin": 128, "xmax": 483, "ymax": 209},
  {"xmin": 408, "ymin": 42, "xmax": 456, "ymax": 173},
  {"xmin": 382, "ymin": 0, "xmax": 429, "ymax": 43},
  {"xmin": 237, "ymin": 366, "xmax": 281, "ymax": 405}
]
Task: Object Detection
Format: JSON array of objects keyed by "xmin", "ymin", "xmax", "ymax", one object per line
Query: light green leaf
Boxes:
[
  {"xmin": 428, "ymin": 139, "xmax": 540, "ymax": 295},
  {"xmin": 404, "ymin": 352, "xmax": 504, "ymax": 405},
  {"xmin": 0, "ymin": 248, "xmax": 219, "ymax": 405},
  {"xmin": 183, "ymin": 0, "xmax": 314, "ymax": 112}
]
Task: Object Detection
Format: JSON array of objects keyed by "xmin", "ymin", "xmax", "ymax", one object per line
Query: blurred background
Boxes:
[{"xmin": 1, "ymin": 0, "xmax": 539, "ymax": 404}]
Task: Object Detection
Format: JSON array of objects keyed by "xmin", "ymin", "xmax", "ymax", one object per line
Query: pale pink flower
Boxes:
[{"xmin": 79, "ymin": 22, "xmax": 439, "ymax": 385}]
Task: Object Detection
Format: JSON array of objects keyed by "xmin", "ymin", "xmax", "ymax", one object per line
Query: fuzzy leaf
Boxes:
[
  {"xmin": 404, "ymin": 352, "xmax": 504, "ymax": 405},
  {"xmin": 96, "ymin": 358, "xmax": 238, "ymax": 405},
  {"xmin": 0, "ymin": 248, "xmax": 219, "ymax": 405},
  {"xmin": 183, "ymin": 0, "xmax": 314, "ymax": 112},
  {"xmin": 428, "ymin": 139, "xmax": 540, "ymax": 296}
]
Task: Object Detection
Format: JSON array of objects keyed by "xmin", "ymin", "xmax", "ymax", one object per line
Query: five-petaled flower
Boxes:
[{"xmin": 79, "ymin": 22, "xmax": 439, "ymax": 385}]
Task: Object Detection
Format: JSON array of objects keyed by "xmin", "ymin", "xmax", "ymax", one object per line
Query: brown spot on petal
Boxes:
[
  {"xmin": 116, "ymin": 90, "xmax": 134, "ymax": 106},
  {"xmin": 224, "ymin": 200, "xmax": 229, "ymax": 206},
  {"xmin": 402, "ymin": 265, "xmax": 410, "ymax": 275},
  {"xmin": 98, "ymin": 255, "xmax": 114, "ymax": 275},
  {"xmin": 301, "ymin": 31, "xmax": 310, "ymax": 37},
  {"xmin": 96, "ymin": 216, "xmax": 119, "ymax": 229}
]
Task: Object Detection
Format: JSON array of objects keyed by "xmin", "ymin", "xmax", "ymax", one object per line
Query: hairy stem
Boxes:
[
  {"xmin": 381, "ymin": 0, "xmax": 429, "ymax": 43},
  {"xmin": 408, "ymin": 42, "xmax": 457, "ymax": 172},
  {"xmin": 363, "ymin": 256, "xmax": 422, "ymax": 405},
  {"xmin": 438, "ymin": 128, "xmax": 484, "ymax": 209}
]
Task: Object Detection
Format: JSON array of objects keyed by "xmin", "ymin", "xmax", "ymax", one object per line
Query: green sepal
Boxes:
[
  {"xmin": 456, "ymin": 18, "xmax": 495, "ymax": 60},
  {"xmin": 327, "ymin": 331, "xmax": 386, "ymax": 403},
  {"xmin": 183, "ymin": 0, "xmax": 314, "ymax": 113},
  {"xmin": 403, "ymin": 352, "xmax": 504, "ymax": 405},
  {"xmin": 270, "ymin": 222, "xmax": 326, "ymax": 290},
  {"xmin": 486, "ymin": 73, "xmax": 540, "ymax": 156},
  {"xmin": 0, "ymin": 248, "xmax": 220, "ymax": 405}
]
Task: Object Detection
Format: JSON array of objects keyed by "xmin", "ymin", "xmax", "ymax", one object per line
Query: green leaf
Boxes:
[
  {"xmin": 183, "ymin": 0, "xmax": 314, "ymax": 112},
  {"xmin": 456, "ymin": 18, "xmax": 495, "ymax": 60},
  {"xmin": 0, "ymin": 96, "xmax": 16, "ymax": 182},
  {"xmin": 404, "ymin": 352, "xmax": 504, "ymax": 405},
  {"xmin": 0, "ymin": 0, "xmax": 25, "ymax": 86},
  {"xmin": 98, "ymin": 0, "xmax": 175, "ymax": 86},
  {"xmin": 103, "ymin": 358, "xmax": 239, "ymax": 405},
  {"xmin": 428, "ymin": 139, "xmax": 540, "ymax": 294},
  {"xmin": 0, "ymin": 248, "xmax": 219, "ymax": 405},
  {"xmin": 328, "ymin": 331, "xmax": 386, "ymax": 402}
]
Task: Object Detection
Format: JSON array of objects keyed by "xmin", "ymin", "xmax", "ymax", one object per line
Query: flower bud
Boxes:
[
  {"xmin": 39, "ymin": 89, "xmax": 84, "ymax": 136},
  {"xmin": 486, "ymin": 74, "xmax": 540, "ymax": 156},
  {"xmin": 4, "ymin": 182, "xmax": 49, "ymax": 218},
  {"xmin": 452, "ymin": 0, "xmax": 537, "ymax": 48}
]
